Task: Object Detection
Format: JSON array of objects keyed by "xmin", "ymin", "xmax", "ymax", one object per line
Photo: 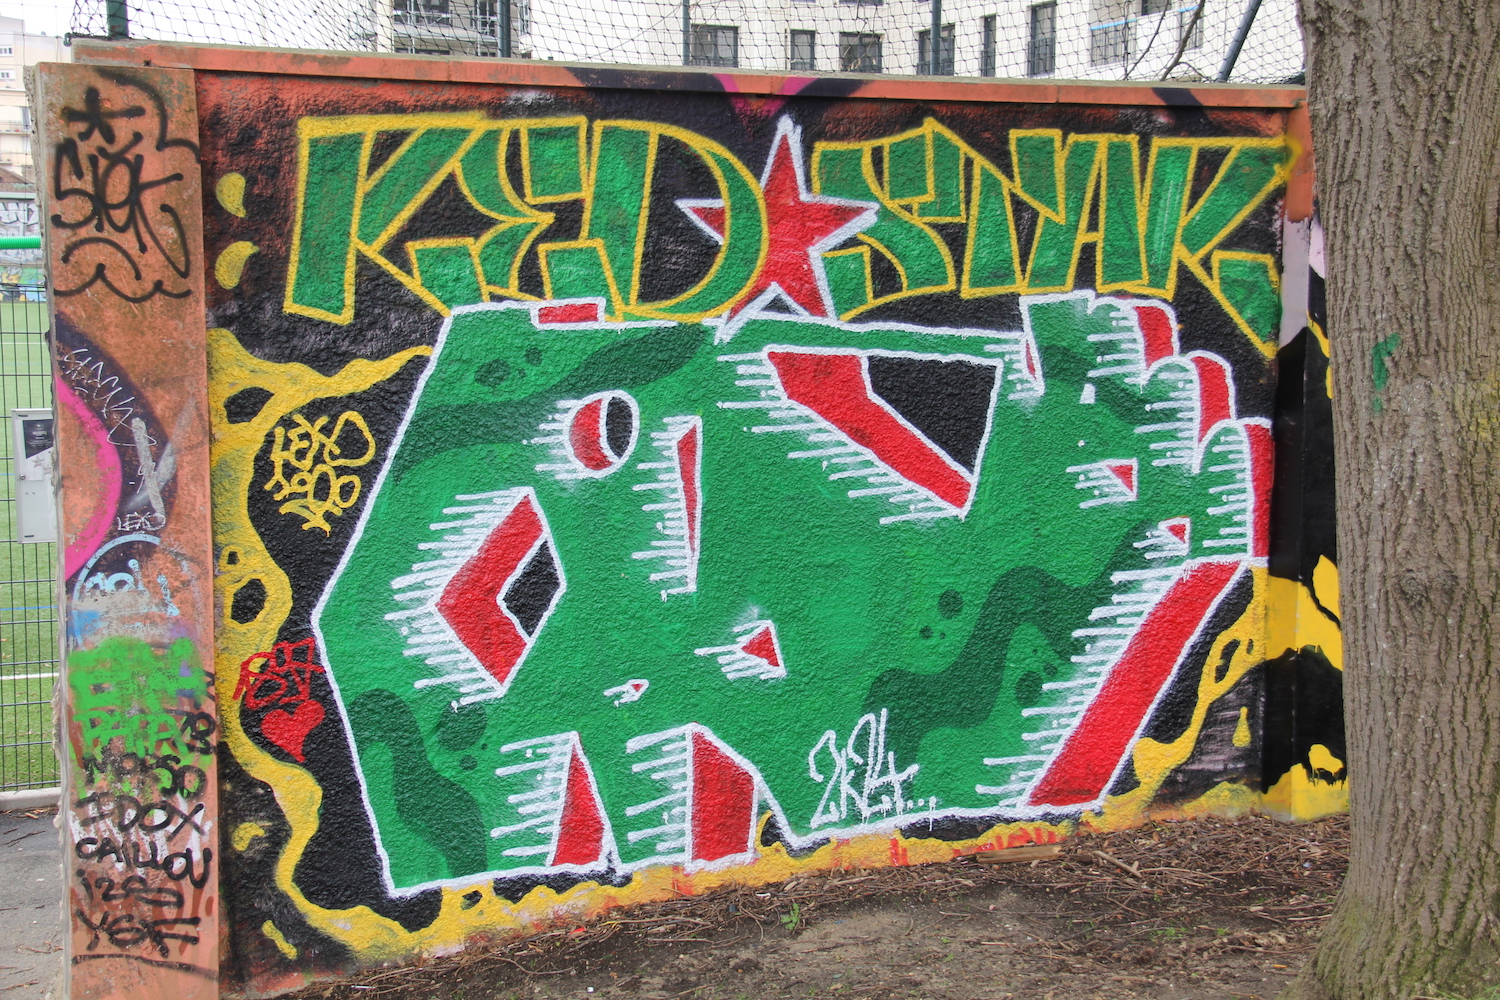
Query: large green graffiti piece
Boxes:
[{"xmin": 315, "ymin": 283, "xmax": 1271, "ymax": 890}]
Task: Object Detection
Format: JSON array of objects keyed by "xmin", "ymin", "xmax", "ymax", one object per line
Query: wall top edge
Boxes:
[{"xmin": 65, "ymin": 39, "xmax": 1305, "ymax": 109}]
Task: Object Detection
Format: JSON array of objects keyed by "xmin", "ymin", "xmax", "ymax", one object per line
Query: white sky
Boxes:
[{"xmin": 0, "ymin": 0, "xmax": 71, "ymax": 39}]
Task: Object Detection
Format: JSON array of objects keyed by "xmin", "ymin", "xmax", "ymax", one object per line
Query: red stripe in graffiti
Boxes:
[
  {"xmin": 538, "ymin": 301, "xmax": 601, "ymax": 324},
  {"xmin": 676, "ymin": 422, "xmax": 702, "ymax": 556},
  {"xmin": 1026, "ymin": 559, "xmax": 1243, "ymax": 808},
  {"xmin": 435, "ymin": 495, "xmax": 543, "ymax": 688},
  {"xmin": 689, "ymin": 730, "xmax": 756, "ymax": 863},
  {"xmin": 1244, "ymin": 421, "xmax": 1273, "ymax": 558},
  {"xmin": 1189, "ymin": 354, "xmax": 1234, "ymax": 443},
  {"xmin": 766, "ymin": 351, "xmax": 973, "ymax": 509},
  {"xmin": 551, "ymin": 745, "xmax": 607, "ymax": 867},
  {"xmin": 568, "ymin": 398, "xmax": 613, "ymax": 470}
]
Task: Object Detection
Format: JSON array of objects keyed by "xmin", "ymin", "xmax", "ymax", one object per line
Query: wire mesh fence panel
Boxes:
[
  {"xmin": 0, "ymin": 286, "xmax": 56, "ymax": 793},
  {"xmin": 68, "ymin": 0, "xmax": 1304, "ymax": 84}
]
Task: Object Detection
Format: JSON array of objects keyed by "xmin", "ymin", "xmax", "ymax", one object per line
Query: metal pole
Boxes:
[
  {"xmin": 498, "ymin": 0, "xmax": 511, "ymax": 57},
  {"xmin": 1217, "ymin": 0, "xmax": 1263, "ymax": 81},
  {"xmin": 682, "ymin": 0, "xmax": 691, "ymax": 65},
  {"xmin": 106, "ymin": 0, "xmax": 128, "ymax": 38},
  {"xmin": 929, "ymin": 0, "xmax": 942, "ymax": 73}
]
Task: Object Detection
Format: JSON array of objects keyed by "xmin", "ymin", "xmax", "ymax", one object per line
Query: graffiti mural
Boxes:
[{"xmin": 40, "ymin": 41, "xmax": 1342, "ymax": 994}]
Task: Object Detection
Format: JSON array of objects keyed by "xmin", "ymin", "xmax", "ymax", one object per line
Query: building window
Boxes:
[
  {"xmin": 19, "ymin": 106, "xmax": 27, "ymax": 129},
  {"xmin": 689, "ymin": 25, "xmax": 738, "ymax": 67},
  {"xmin": 0, "ymin": 71, "xmax": 14, "ymax": 80},
  {"xmin": 839, "ymin": 32, "xmax": 882, "ymax": 72},
  {"xmin": 916, "ymin": 24, "xmax": 955, "ymax": 75},
  {"xmin": 1090, "ymin": 19, "xmax": 1132, "ymax": 65},
  {"xmin": 980, "ymin": 15, "xmax": 997, "ymax": 77},
  {"xmin": 1178, "ymin": 2, "xmax": 1204, "ymax": 48},
  {"xmin": 1027, "ymin": 2, "xmax": 1056, "ymax": 76},
  {"xmin": 393, "ymin": 0, "xmax": 450, "ymax": 27},
  {"xmin": 476, "ymin": 1, "xmax": 498, "ymax": 38},
  {"xmin": 789, "ymin": 30, "xmax": 816, "ymax": 71},
  {"xmin": 0, "ymin": 47, "xmax": 13, "ymax": 56},
  {"xmin": 1140, "ymin": 0, "xmax": 1170, "ymax": 12}
]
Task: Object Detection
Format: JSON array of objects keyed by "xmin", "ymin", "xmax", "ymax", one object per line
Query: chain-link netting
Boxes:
[{"xmin": 69, "ymin": 0, "xmax": 1302, "ymax": 87}]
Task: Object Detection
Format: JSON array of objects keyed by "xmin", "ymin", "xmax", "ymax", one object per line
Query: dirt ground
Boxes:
[{"xmin": 288, "ymin": 814, "xmax": 1348, "ymax": 1000}]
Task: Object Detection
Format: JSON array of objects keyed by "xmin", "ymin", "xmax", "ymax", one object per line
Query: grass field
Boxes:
[{"xmin": 0, "ymin": 295, "xmax": 59, "ymax": 791}]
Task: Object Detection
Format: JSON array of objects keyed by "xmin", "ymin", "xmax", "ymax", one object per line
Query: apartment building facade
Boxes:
[{"xmin": 357, "ymin": 0, "xmax": 1299, "ymax": 83}]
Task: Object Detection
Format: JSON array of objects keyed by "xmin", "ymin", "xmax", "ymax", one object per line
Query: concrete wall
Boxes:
[{"xmin": 40, "ymin": 47, "xmax": 1343, "ymax": 997}]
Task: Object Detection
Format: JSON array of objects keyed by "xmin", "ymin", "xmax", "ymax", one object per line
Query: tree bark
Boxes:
[{"xmin": 1287, "ymin": 1, "xmax": 1500, "ymax": 997}]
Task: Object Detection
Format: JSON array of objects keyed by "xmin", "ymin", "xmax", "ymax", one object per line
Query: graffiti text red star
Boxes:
[{"xmin": 680, "ymin": 117, "xmax": 878, "ymax": 323}]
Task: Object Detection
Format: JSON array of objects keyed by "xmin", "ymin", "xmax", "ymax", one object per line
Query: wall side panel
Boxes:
[{"xmin": 37, "ymin": 62, "xmax": 218, "ymax": 1000}]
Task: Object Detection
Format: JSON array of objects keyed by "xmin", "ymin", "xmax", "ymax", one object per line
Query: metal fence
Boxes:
[
  {"xmin": 0, "ymin": 285, "xmax": 55, "ymax": 793},
  {"xmin": 69, "ymin": 0, "xmax": 1304, "ymax": 85}
]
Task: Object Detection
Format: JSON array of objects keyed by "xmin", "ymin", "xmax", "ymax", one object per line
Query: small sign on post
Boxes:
[{"xmin": 11, "ymin": 407, "xmax": 55, "ymax": 543}]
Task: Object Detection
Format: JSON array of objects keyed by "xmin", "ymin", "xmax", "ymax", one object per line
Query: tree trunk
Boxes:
[{"xmin": 1288, "ymin": 1, "xmax": 1500, "ymax": 997}]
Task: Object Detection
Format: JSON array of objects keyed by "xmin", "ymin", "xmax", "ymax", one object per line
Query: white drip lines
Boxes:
[
  {"xmin": 1136, "ymin": 367, "xmax": 1199, "ymax": 468},
  {"xmin": 631, "ymin": 416, "xmax": 699, "ymax": 599},
  {"xmin": 490, "ymin": 733, "xmax": 575, "ymax": 855},
  {"xmin": 386, "ymin": 489, "xmax": 528, "ymax": 706},
  {"xmin": 623, "ymin": 730, "xmax": 692, "ymax": 859},
  {"xmin": 1201, "ymin": 432, "xmax": 1254, "ymax": 553}
]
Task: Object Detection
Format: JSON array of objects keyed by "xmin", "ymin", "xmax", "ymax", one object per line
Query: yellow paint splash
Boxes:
[
  {"xmin": 1309, "ymin": 318, "xmax": 1332, "ymax": 398},
  {"xmin": 1312, "ymin": 555, "xmax": 1340, "ymax": 621},
  {"xmin": 215, "ymin": 241, "xmax": 260, "ymax": 289},
  {"xmin": 1267, "ymin": 573, "xmax": 1343, "ymax": 671},
  {"xmin": 261, "ymin": 920, "xmax": 299, "ymax": 960},
  {"xmin": 211, "ymin": 325, "xmax": 448, "ymax": 960},
  {"xmin": 217, "ymin": 172, "xmax": 248, "ymax": 217},
  {"xmin": 1233, "ymin": 706, "xmax": 1252, "ymax": 748},
  {"xmin": 233, "ymin": 822, "xmax": 268, "ymax": 852},
  {"xmin": 1263, "ymin": 744, "xmax": 1348, "ymax": 822}
]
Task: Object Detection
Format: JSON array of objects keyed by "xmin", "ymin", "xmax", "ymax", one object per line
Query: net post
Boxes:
[
  {"xmin": 106, "ymin": 0, "xmax": 128, "ymax": 38},
  {"xmin": 1217, "ymin": 0, "xmax": 1263, "ymax": 81}
]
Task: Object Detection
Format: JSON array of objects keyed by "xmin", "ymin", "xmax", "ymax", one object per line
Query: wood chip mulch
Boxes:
[{"xmin": 292, "ymin": 812, "xmax": 1349, "ymax": 998}]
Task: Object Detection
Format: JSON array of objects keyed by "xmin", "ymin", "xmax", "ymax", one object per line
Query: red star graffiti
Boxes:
[{"xmin": 680, "ymin": 117, "xmax": 878, "ymax": 323}]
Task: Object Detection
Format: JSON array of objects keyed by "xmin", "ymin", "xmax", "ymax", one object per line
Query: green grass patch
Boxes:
[{"xmin": 0, "ymin": 300, "xmax": 58, "ymax": 791}]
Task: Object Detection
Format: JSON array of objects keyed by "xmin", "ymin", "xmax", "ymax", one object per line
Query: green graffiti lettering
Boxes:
[
  {"xmin": 280, "ymin": 114, "xmax": 1285, "ymax": 342},
  {"xmin": 582, "ymin": 124, "xmax": 656, "ymax": 315},
  {"xmin": 884, "ymin": 132, "xmax": 930, "ymax": 202},
  {"xmin": 638, "ymin": 143, "xmax": 765, "ymax": 319},
  {"xmin": 69, "ymin": 636, "xmax": 208, "ymax": 761},
  {"xmin": 963, "ymin": 158, "xmax": 1022, "ymax": 293},
  {"xmin": 1098, "ymin": 138, "xmax": 1147, "ymax": 289},
  {"xmin": 813, "ymin": 143, "xmax": 954, "ymax": 317},
  {"xmin": 358, "ymin": 128, "xmax": 475, "ymax": 248},
  {"xmin": 286, "ymin": 131, "xmax": 366, "ymax": 322},
  {"xmin": 1179, "ymin": 144, "xmax": 1286, "ymax": 260},
  {"xmin": 1026, "ymin": 137, "xmax": 1104, "ymax": 291},
  {"xmin": 917, "ymin": 127, "xmax": 967, "ymax": 221},
  {"xmin": 1140, "ymin": 142, "xmax": 1196, "ymax": 294},
  {"xmin": 522, "ymin": 122, "xmax": 586, "ymax": 201},
  {"xmin": 1011, "ymin": 130, "xmax": 1064, "ymax": 219},
  {"xmin": 458, "ymin": 128, "xmax": 555, "ymax": 299}
]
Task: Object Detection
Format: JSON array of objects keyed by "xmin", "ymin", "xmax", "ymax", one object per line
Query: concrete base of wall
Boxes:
[{"xmin": 0, "ymin": 787, "xmax": 59, "ymax": 812}]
